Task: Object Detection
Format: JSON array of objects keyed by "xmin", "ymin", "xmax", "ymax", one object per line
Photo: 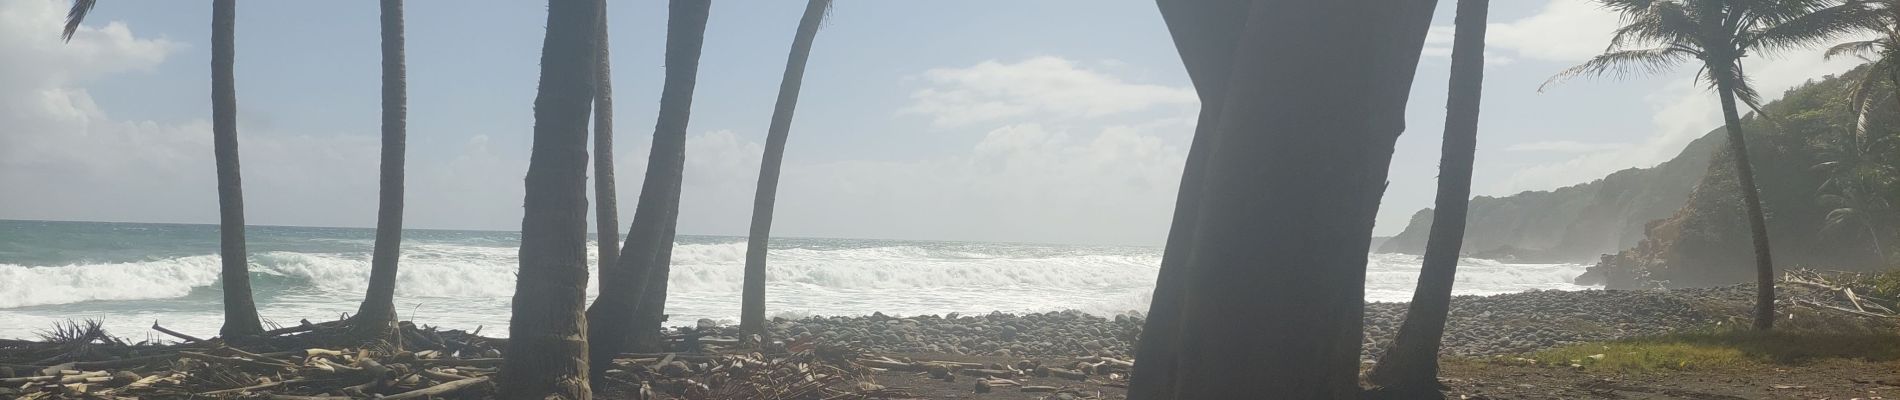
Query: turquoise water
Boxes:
[{"xmin": 0, "ymin": 219, "xmax": 1589, "ymax": 339}]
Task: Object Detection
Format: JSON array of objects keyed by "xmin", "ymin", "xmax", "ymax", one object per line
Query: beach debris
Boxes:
[{"xmin": 0, "ymin": 319, "xmax": 912, "ymax": 399}]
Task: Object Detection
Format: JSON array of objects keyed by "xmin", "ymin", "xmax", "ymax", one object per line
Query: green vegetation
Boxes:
[
  {"xmin": 1524, "ymin": 328, "xmax": 1900, "ymax": 374},
  {"xmin": 1872, "ymin": 268, "xmax": 1900, "ymax": 298}
]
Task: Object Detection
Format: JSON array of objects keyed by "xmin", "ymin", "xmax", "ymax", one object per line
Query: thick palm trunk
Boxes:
[
  {"xmin": 587, "ymin": 0, "xmax": 712, "ymax": 380},
  {"xmin": 740, "ymin": 0, "xmax": 831, "ymax": 339},
  {"xmin": 1367, "ymin": 0, "xmax": 1487, "ymax": 393},
  {"xmin": 1713, "ymin": 67, "xmax": 1778, "ymax": 331},
  {"xmin": 1144, "ymin": 0, "xmax": 1436, "ymax": 397},
  {"xmin": 355, "ymin": 0, "xmax": 407, "ymax": 335},
  {"xmin": 212, "ymin": 0, "xmax": 263, "ymax": 338},
  {"xmin": 593, "ymin": 0, "xmax": 619, "ymax": 277},
  {"xmin": 500, "ymin": 0, "xmax": 601, "ymax": 397},
  {"xmin": 1125, "ymin": 1, "xmax": 1247, "ymax": 398}
]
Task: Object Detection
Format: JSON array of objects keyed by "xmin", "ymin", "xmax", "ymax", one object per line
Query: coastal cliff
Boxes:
[{"xmin": 1378, "ymin": 131, "xmax": 1720, "ymax": 263}]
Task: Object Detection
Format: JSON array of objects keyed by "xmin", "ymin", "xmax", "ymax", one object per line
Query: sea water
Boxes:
[{"xmin": 0, "ymin": 220, "xmax": 1592, "ymax": 339}]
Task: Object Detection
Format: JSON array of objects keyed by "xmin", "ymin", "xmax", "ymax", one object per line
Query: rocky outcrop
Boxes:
[{"xmin": 1377, "ymin": 132, "xmax": 1720, "ymax": 262}]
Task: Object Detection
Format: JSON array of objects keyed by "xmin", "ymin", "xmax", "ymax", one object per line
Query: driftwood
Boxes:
[
  {"xmin": 957, "ymin": 368, "xmax": 1017, "ymax": 378},
  {"xmin": 1043, "ymin": 366, "xmax": 1089, "ymax": 380},
  {"xmin": 149, "ymin": 322, "xmax": 203, "ymax": 343},
  {"xmin": 178, "ymin": 351, "xmax": 295, "ymax": 371},
  {"xmin": 1784, "ymin": 270, "xmax": 1900, "ymax": 319},
  {"xmin": 2, "ymin": 320, "xmax": 923, "ymax": 399},
  {"xmin": 381, "ymin": 376, "xmax": 489, "ymax": 399},
  {"xmin": 0, "ymin": 371, "xmax": 107, "ymax": 385},
  {"xmin": 196, "ymin": 377, "xmax": 306, "ymax": 396}
]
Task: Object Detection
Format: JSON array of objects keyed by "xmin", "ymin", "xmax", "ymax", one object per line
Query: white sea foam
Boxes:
[
  {"xmin": 0, "ymin": 256, "xmax": 222, "ymax": 308},
  {"xmin": 0, "ymin": 241, "xmax": 1593, "ymax": 339}
]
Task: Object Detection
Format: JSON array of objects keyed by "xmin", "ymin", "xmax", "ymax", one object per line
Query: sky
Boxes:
[{"xmin": 0, "ymin": 0, "xmax": 1870, "ymax": 246}]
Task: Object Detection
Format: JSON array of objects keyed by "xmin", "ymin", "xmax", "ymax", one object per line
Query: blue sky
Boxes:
[{"xmin": 0, "ymin": 0, "xmax": 1868, "ymax": 245}]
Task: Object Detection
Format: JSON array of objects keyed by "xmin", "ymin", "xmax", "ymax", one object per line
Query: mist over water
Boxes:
[{"xmin": 0, "ymin": 220, "xmax": 1592, "ymax": 339}]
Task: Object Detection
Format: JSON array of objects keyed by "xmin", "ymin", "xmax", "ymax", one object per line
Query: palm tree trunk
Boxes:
[
  {"xmin": 1713, "ymin": 67, "xmax": 1778, "ymax": 331},
  {"xmin": 633, "ymin": 211, "xmax": 681, "ymax": 351},
  {"xmin": 212, "ymin": 0, "xmax": 263, "ymax": 339},
  {"xmin": 1367, "ymin": 0, "xmax": 1487, "ymax": 392},
  {"xmin": 355, "ymin": 0, "xmax": 407, "ymax": 336},
  {"xmin": 500, "ymin": 0, "xmax": 602, "ymax": 397},
  {"xmin": 593, "ymin": 0, "xmax": 619, "ymax": 278},
  {"xmin": 741, "ymin": 0, "xmax": 831, "ymax": 340},
  {"xmin": 1125, "ymin": 1, "xmax": 1247, "ymax": 398},
  {"xmin": 1153, "ymin": 0, "xmax": 1436, "ymax": 397},
  {"xmin": 586, "ymin": 0, "xmax": 712, "ymax": 380}
]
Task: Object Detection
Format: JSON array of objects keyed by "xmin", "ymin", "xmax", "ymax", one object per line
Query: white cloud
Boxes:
[
  {"xmin": 1419, "ymin": 25, "xmax": 1519, "ymax": 66},
  {"xmin": 1, "ymin": 1, "xmax": 1196, "ymax": 246},
  {"xmin": 901, "ymin": 56, "xmax": 1197, "ymax": 126},
  {"xmin": 1483, "ymin": 0, "xmax": 1620, "ymax": 62},
  {"xmin": 1495, "ymin": 46, "xmax": 1864, "ymax": 193}
]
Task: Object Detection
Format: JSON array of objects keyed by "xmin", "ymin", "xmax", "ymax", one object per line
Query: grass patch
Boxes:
[{"xmin": 1523, "ymin": 330, "xmax": 1900, "ymax": 374}]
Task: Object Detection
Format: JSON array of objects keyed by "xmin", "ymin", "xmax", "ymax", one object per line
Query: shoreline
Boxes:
[{"xmin": 8, "ymin": 282, "xmax": 1883, "ymax": 359}]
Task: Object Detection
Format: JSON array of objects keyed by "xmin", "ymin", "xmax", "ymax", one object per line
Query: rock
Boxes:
[
  {"xmin": 659, "ymin": 361, "xmax": 692, "ymax": 377},
  {"xmin": 111, "ymin": 371, "xmax": 141, "ymax": 384}
]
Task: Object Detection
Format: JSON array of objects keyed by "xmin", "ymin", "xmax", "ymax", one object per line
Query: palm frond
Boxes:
[
  {"xmin": 1542, "ymin": 47, "xmax": 1694, "ymax": 91},
  {"xmin": 1747, "ymin": 1, "xmax": 1882, "ymax": 54},
  {"xmin": 1602, "ymin": 0, "xmax": 1663, "ymax": 14},
  {"xmin": 1738, "ymin": 0, "xmax": 1838, "ymax": 31},
  {"xmin": 1827, "ymin": 207, "xmax": 1862, "ymax": 226},
  {"xmin": 1609, "ymin": 2, "xmax": 1702, "ymax": 50},
  {"xmin": 1846, "ymin": 56, "xmax": 1895, "ymax": 137},
  {"xmin": 1826, "ymin": 39, "xmax": 1884, "ymax": 59},
  {"xmin": 61, "ymin": 0, "xmax": 97, "ymax": 43}
]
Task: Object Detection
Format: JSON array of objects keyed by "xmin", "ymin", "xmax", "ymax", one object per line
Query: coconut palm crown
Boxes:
[{"xmin": 1547, "ymin": 0, "xmax": 1871, "ymax": 109}]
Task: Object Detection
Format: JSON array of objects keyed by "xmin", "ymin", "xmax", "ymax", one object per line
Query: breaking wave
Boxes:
[{"xmin": 0, "ymin": 238, "xmax": 1591, "ymax": 338}]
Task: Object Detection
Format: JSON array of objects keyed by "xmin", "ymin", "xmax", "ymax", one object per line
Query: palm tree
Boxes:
[
  {"xmin": 740, "ymin": 0, "xmax": 833, "ymax": 341},
  {"xmin": 208, "ymin": 0, "xmax": 264, "ymax": 339},
  {"xmin": 1823, "ymin": 0, "xmax": 1897, "ymax": 136},
  {"xmin": 587, "ymin": 0, "xmax": 712, "ymax": 380},
  {"xmin": 63, "ymin": 0, "xmax": 265, "ymax": 339},
  {"xmin": 354, "ymin": 0, "xmax": 407, "ymax": 338},
  {"xmin": 1125, "ymin": 0, "xmax": 1248, "ymax": 398},
  {"xmin": 593, "ymin": 0, "xmax": 620, "ymax": 282},
  {"xmin": 1820, "ymin": 4, "xmax": 1900, "ymax": 263},
  {"xmin": 1545, "ymin": 0, "xmax": 1868, "ymax": 330},
  {"xmin": 1127, "ymin": 0, "xmax": 1437, "ymax": 397},
  {"xmin": 1813, "ymin": 116, "xmax": 1898, "ymax": 262},
  {"xmin": 1367, "ymin": 0, "xmax": 1489, "ymax": 394},
  {"xmin": 500, "ymin": 0, "xmax": 602, "ymax": 397}
]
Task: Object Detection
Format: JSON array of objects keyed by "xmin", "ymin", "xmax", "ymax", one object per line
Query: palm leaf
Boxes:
[
  {"xmin": 1748, "ymin": 1, "xmax": 1881, "ymax": 54},
  {"xmin": 1609, "ymin": 2, "xmax": 1701, "ymax": 50},
  {"xmin": 1541, "ymin": 47, "xmax": 1694, "ymax": 90},
  {"xmin": 1845, "ymin": 56, "xmax": 1894, "ymax": 137},
  {"xmin": 61, "ymin": 0, "xmax": 97, "ymax": 43},
  {"xmin": 1826, "ymin": 39, "xmax": 1883, "ymax": 59}
]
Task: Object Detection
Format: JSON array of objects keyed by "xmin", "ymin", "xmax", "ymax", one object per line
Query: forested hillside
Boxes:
[
  {"xmin": 1378, "ymin": 130, "xmax": 1721, "ymax": 262},
  {"xmin": 1585, "ymin": 68, "xmax": 1899, "ymax": 288}
]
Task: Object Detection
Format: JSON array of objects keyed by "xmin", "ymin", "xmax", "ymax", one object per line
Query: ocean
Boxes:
[{"xmin": 0, "ymin": 219, "xmax": 1594, "ymax": 339}]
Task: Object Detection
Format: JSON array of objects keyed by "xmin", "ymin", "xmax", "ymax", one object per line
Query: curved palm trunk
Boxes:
[
  {"xmin": 1712, "ymin": 66, "xmax": 1778, "ymax": 331},
  {"xmin": 587, "ymin": 0, "xmax": 712, "ymax": 380},
  {"xmin": 500, "ymin": 0, "xmax": 602, "ymax": 397},
  {"xmin": 740, "ymin": 0, "xmax": 831, "ymax": 340},
  {"xmin": 1139, "ymin": 0, "xmax": 1436, "ymax": 397},
  {"xmin": 212, "ymin": 0, "xmax": 263, "ymax": 338},
  {"xmin": 1367, "ymin": 0, "xmax": 1487, "ymax": 392},
  {"xmin": 1126, "ymin": 1, "xmax": 1247, "ymax": 398},
  {"xmin": 593, "ymin": 0, "xmax": 620, "ymax": 279},
  {"xmin": 355, "ymin": 0, "xmax": 407, "ymax": 336}
]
